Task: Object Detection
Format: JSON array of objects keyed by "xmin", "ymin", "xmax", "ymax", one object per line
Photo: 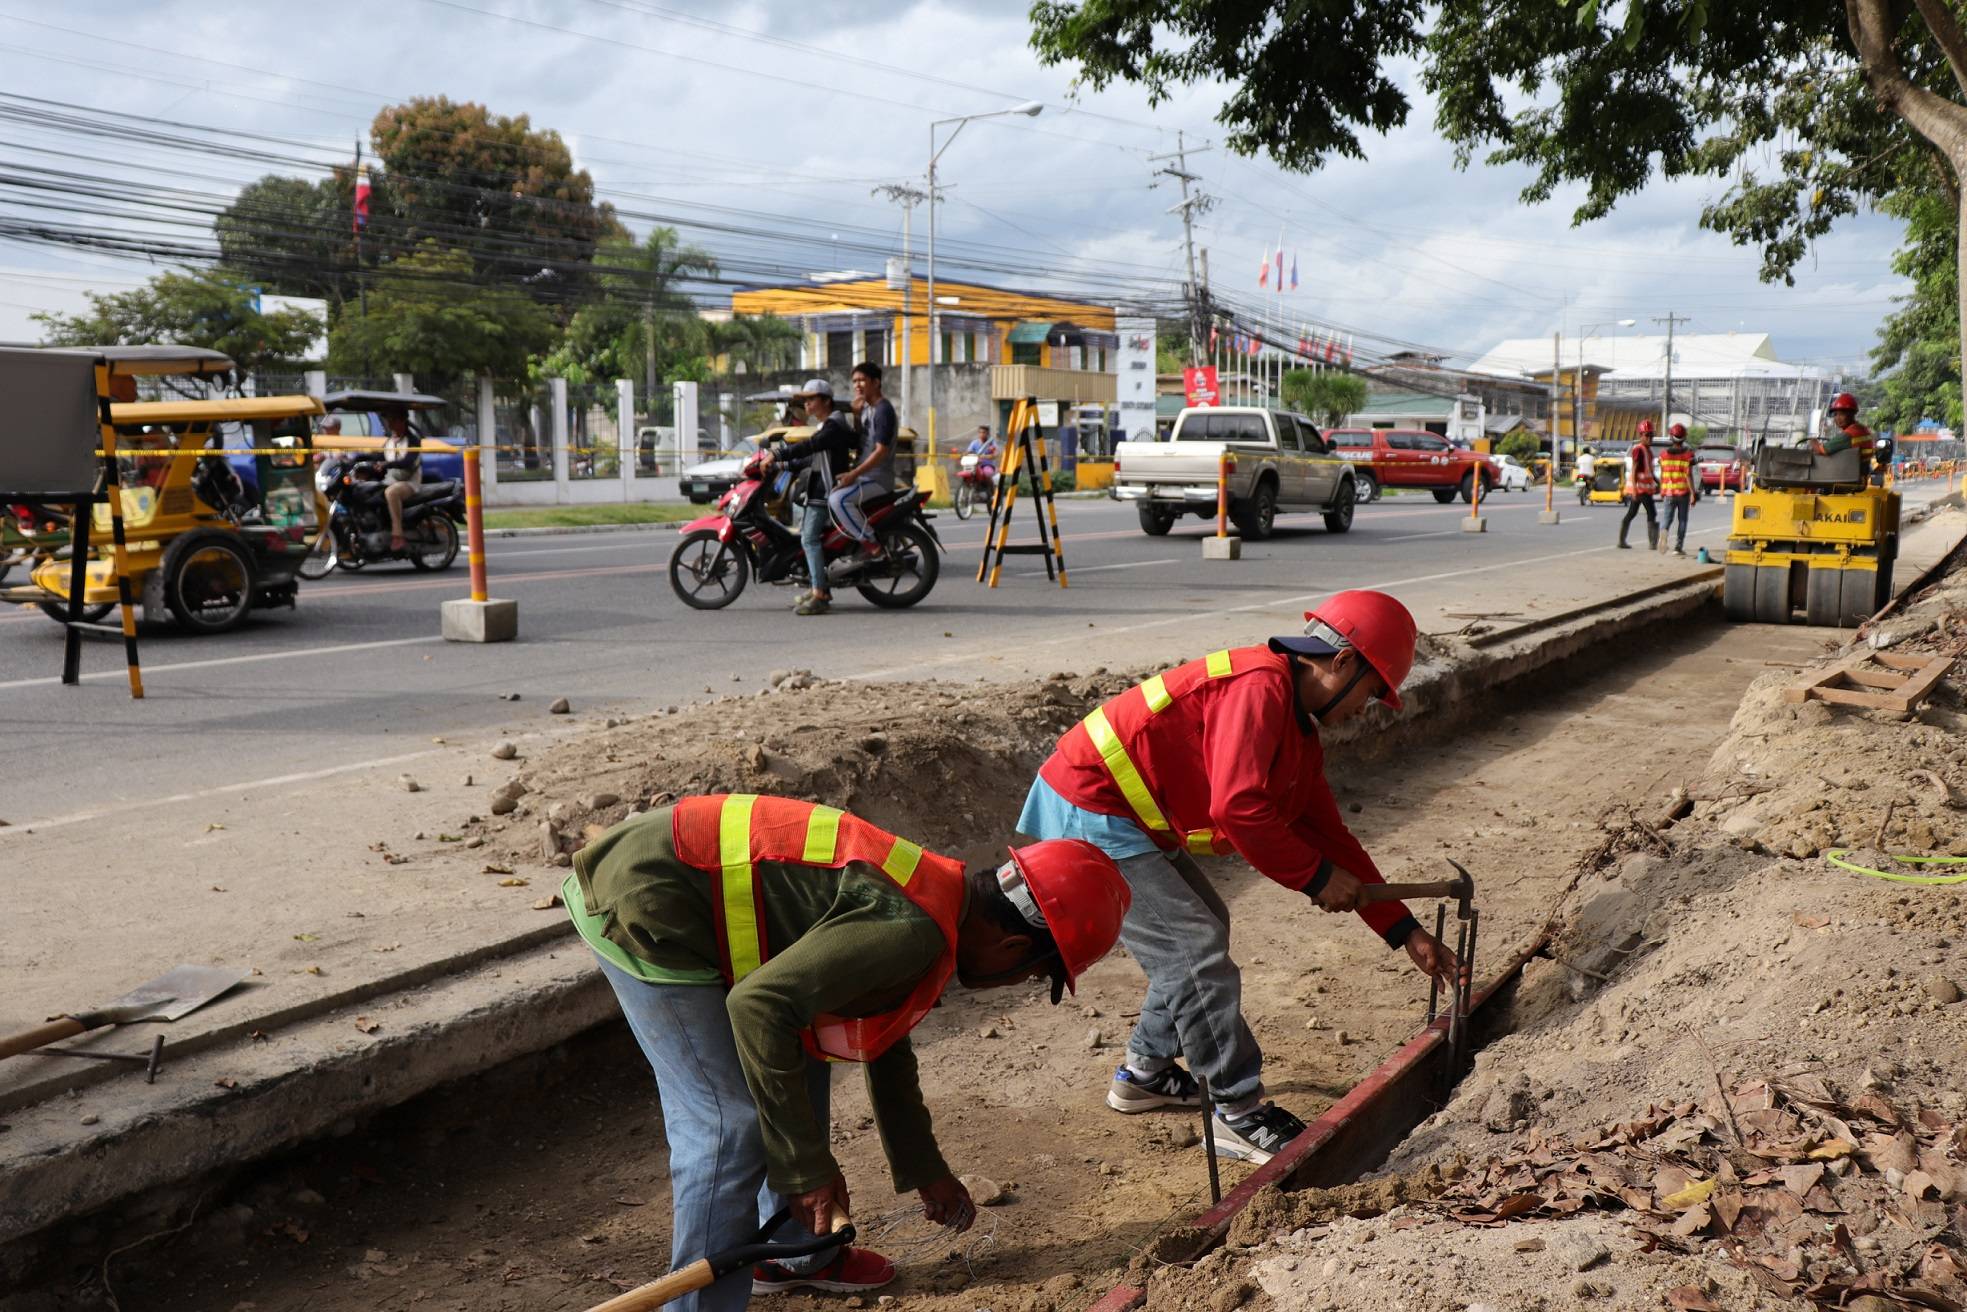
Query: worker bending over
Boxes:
[
  {"xmin": 566, "ymin": 794, "xmax": 1130, "ymax": 1312},
  {"xmin": 1019, "ymin": 591, "xmax": 1456, "ymax": 1165}
]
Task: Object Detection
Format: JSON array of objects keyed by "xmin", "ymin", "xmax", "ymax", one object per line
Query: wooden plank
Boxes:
[
  {"xmin": 1812, "ymin": 686, "xmax": 1909, "ymax": 710},
  {"xmin": 1843, "ymin": 668, "xmax": 1909, "ymax": 690},
  {"xmin": 1884, "ymin": 655, "xmax": 1955, "ymax": 712},
  {"xmin": 1872, "ymin": 652, "xmax": 1934, "ymax": 672},
  {"xmin": 1784, "ymin": 665, "xmax": 1850, "ymax": 703}
]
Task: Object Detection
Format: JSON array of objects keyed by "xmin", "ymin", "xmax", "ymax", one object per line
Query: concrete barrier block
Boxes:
[
  {"xmin": 442, "ymin": 598, "xmax": 519, "ymax": 643},
  {"xmin": 1202, "ymin": 535, "xmax": 1242, "ymax": 560},
  {"xmin": 1460, "ymin": 517, "xmax": 1488, "ymax": 534},
  {"xmin": 1539, "ymin": 510, "xmax": 1562, "ymax": 525}
]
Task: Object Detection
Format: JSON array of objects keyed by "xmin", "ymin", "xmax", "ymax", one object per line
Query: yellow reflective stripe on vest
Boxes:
[
  {"xmin": 803, "ymin": 805, "xmax": 842, "ymax": 865},
  {"xmin": 1186, "ymin": 831, "xmax": 1221, "ymax": 856},
  {"xmin": 1205, "ymin": 649, "xmax": 1234, "ymax": 678},
  {"xmin": 1084, "ymin": 706, "xmax": 1172, "ymax": 832},
  {"xmin": 719, "ymin": 794, "xmax": 764, "ymax": 981},
  {"xmin": 1140, "ymin": 674, "xmax": 1172, "ymax": 712},
  {"xmin": 882, "ymin": 836, "xmax": 924, "ymax": 884}
]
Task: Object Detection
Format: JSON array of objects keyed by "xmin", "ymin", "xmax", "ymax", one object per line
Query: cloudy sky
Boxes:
[{"xmin": 0, "ymin": 0, "xmax": 1909, "ymax": 376}]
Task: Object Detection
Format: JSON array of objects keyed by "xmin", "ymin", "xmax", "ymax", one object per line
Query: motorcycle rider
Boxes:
[
  {"xmin": 826, "ymin": 362, "xmax": 897, "ymax": 579},
  {"xmin": 965, "ymin": 426, "xmax": 1000, "ymax": 485},
  {"xmin": 378, "ymin": 404, "xmax": 421, "ymax": 552},
  {"xmin": 760, "ymin": 379, "xmax": 859, "ymax": 617}
]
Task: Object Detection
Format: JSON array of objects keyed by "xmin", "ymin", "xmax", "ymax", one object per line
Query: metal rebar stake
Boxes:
[
  {"xmin": 1457, "ymin": 909, "xmax": 1480, "ymax": 1075},
  {"xmin": 1425, "ymin": 902, "xmax": 1446, "ymax": 1024},
  {"xmin": 1196, "ymin": 1074, "xmax": 1222, "ymax": 1206},
  {"xmin": 1445, "ymin": 916, "xmax": 1470, "ymax": 1097}
]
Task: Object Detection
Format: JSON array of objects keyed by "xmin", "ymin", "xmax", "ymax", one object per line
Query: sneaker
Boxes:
[
  {"xmin": 795, "ymin": 594, "xmax": 831, "ymax": 616},
  {"xmin": 1208, "ymin": 1103, "xmax": 1308, "ymax": 1165},
  {"xmin": 1106, "ymin": 1063, "xmax": 1202, "ymax": 1113},
  {"xmin": 753, "ymin": 1246, "xmax": 896, "ymax": 1295}
]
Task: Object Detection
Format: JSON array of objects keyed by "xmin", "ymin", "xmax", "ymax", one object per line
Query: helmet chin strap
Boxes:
[{"xmin": 1311, "ymin": 659, "xmax": 1373, "ymax": 722}]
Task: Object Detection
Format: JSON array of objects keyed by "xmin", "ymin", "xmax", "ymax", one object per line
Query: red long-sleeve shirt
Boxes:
[{"xmin": 1041, "ymin": 646, "xmax": 1421, "ymax": 949}]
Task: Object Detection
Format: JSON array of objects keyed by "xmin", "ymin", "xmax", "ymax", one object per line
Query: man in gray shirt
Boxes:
[{"xmin": 827, "ymin": 361, "xmax": 896, "ymax": 578}]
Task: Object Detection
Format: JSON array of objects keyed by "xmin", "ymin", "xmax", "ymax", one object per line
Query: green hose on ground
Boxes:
[{"xmin": 1823, "ymin": 850, "xmax": 1967, "ymax": 885}]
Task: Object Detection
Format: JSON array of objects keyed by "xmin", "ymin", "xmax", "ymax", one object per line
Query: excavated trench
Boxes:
[{"xmin": 5, "ymin": 606, "xmax": 1843, "ymax": 1312}]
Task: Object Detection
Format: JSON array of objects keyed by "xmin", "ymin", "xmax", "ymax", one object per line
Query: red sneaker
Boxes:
[{"xmin": 752, "ymin": 1246, "xmax": 896, "ymax": 1295}]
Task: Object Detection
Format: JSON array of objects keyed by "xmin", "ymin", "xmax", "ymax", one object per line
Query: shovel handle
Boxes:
[
  {"xmin": 1355, "ymin": 880, "xmax": 1464, "ymax": 906},
  {"xmin": 0, "ymin": 1017, "xmax": 87, "ymax": 1060},
  {"xmin": 583, "ymin": 1260, "xmax": 714, "ymax": 1312}
]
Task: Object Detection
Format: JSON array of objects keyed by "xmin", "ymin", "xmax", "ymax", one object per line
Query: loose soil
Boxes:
[{"xmin": 7, "ymin": 617, "xmax": 1842, "ymax": 1312}]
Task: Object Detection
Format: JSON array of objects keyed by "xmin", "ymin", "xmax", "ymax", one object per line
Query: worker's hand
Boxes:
[
  {"xmin": 917, "ymin": 1173, "xmax": 975, "ymax": 1232},
  {"xmin": 792, "ymin": 1172, "xmax": 852, "ymax": 1237},
  {"xmin": 834, "ymin": 472, "xmax": 856, "ymax": 489},
  {"xmin": 1312, "ymin": 864, "xmax": 1362, "ymax": 913},
  {"xmin": 1404, "ymin": 928, "xmax": 1458, "ymax": 993}
]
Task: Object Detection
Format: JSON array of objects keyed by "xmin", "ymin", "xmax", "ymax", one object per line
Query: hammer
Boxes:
[
  {"xmin": 1354, "ymin": 858, "xmax": 1475, "ymax": 915},
  {"xmin": 1354, "ymin": 860, "xmax": 1481, "ymax": 1079}
]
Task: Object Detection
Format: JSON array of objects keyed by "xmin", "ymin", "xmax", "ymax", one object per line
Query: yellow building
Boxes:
[{"xmin": 731, "ymin": 276, "xmax": 1116, "ymax": 372}]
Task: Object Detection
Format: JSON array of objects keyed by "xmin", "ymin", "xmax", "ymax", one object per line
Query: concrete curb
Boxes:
[{"xmin": 0, "ymin": 556, "xmax": 1907, "ymax": 1257}]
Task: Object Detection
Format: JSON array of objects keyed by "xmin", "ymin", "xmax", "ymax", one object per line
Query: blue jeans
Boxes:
[
  {"xmin": 595, "ymin": 956, "xmax": 837, "ymax": 1312},
  {"xmin": 1661, "ymin": 495, "xmax": 1690, "ymax": 551},
  {"xmin": 800, "ymin": 498, "xmax": 829, "ymax": 596}
]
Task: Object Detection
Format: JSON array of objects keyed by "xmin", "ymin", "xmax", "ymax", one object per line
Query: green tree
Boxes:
[
  {"xmin": 712, "ymin": 313, "xmax": 802, "ymax": 376},
  {"xmin": 1281, "ymin": 369, "xmax": 1368, "ymax": 425},
  {"xmin": 34, "ymin": 269, "xmax": 320, "ymax": 376},
  {"xmin": 368, "ymin": 96, "xmax": 622, "ymax": 303},
  {"xmin": 1497, "ymin": 431, "xmax": 1542, "ymax": 463},
  {"xmin": 1870, "ymin": 186, "xmax": 1961, "ymax": 432},
  {"xmin": 327, "ymin": 243, "xmax": 555, "ymax": 389},
  {"xmin": 1030, "ymin": 1, "xmax": 1967, "ymax": 387},
  {"xmin": 215, "ymin": 174, "xmax": 359, "ymax": 304},
  {"xmin": 548, "ymin": 229, "xmax": 720, "ymax": 393}
]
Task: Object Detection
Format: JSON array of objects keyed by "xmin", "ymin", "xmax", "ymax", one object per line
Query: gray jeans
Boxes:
[{"xmin": 1114, "ymin": 848, "xmax": 1265, "ymax": 1109}]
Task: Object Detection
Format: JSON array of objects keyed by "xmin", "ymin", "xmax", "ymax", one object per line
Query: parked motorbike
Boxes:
[
  {"xmin": 952, "ymin": 453, "xmax": 997, "ymax": 521},
  {"xmin": 668, "ymin": 453, "xmax": 942, "ymax": 610},
  {"xmin": 298, "ymin": 452, "xmax": 463, "ymax": 578}
]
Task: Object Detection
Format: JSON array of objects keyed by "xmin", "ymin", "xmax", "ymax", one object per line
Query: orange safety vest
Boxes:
[
  {"xmin": 1627, "ymin": 443, "xmax": 1658, "ymax": 496},
  {"xmin": 671, "ymin": 793, "xmax": 965, "ymax": 1063},
  {"xmin": 1079, "ymin": 649, "xmax": 1241, "ymax": 857},
  {"xmin": 1657, "ymin": 448, "xmax": 1694, "ymax": 498}
]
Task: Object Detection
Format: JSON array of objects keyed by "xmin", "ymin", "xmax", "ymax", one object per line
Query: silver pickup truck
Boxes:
[{"xmin": 1111, "ymin": 406, "xmax": 1358, "ymax": 539}]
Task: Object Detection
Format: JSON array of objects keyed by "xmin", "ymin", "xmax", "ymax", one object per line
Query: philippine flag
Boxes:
[
  {"xmin": 353, "ymin": 164, "xmax": 372, "ymax": 234},
  {"xmin": 1289, "ymin": 253, "xmax": 1299, "ymax": 291}
]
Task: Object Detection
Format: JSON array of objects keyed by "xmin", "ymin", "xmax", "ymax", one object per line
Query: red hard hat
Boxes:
[
  {"xmin": 1668, "ymin": 423, "xmax": 1687, "ymax": 439},
  {"xmin": 1830, "ymin": 392, "xmax": 1858, "ymax": 413},
  {"xmin": 1637, "ymin": 419, "xmax": 1655, "ymax": 437},
  {"xmin": 1005, "ymin": 839, "xmax": 1131, "ymax": 1001},
  {"xmin": 1298, "ymin": 589, "xmax": 1419, "ymax": 711}
]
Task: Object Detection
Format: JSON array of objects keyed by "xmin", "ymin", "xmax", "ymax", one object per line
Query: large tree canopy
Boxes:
[{"xmin": 328, "ymin": 243, "xmax": 555, "ymax": 388}]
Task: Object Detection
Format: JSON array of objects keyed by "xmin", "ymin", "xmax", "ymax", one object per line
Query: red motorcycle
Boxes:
[
  {"xmin": 668, "ymin": 454, "xmax": 943, "ymax": 610},
  {"xmin": 952, "ymin": 452, "xmax": 997, "ymax": 520}
]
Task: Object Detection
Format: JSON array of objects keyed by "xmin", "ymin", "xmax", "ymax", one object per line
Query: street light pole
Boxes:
[{"xmin": 927, "ymin": 100, "xmax": 1042, "ymax": 460}]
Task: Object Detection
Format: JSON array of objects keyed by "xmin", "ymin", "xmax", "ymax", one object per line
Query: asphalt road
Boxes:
[{"xmin": 0, "ymin": 485, "xmax": 1943, "ymax": 828}]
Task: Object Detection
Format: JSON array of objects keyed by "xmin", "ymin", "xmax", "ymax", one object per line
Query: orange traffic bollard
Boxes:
[
  {"xmin": 1216, "ymin": 449, "xmax": 1230, "ymax": 538},
  {"xmin": 440, "ymin": 446, "xmax": 517, "ymax": 641},
  {"xmin": 465, "ymin": 446, "xmax": 489, "ymax": 603}
]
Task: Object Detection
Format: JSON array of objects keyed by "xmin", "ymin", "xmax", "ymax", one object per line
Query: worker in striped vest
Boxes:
[
  {"xmin": 566, "ymin": 794, "xmax": 1129, "ymax": 1312},
  {"xmin": 1657, "ymin": 424, "xmax": 1697, "ymax": 556},
  {"xmin": 1019, "ymin": 590, "xmax": 1457, "ymax": 1166}
]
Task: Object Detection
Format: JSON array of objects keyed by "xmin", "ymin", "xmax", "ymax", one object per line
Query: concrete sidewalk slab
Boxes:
[{"xmin": 5, "ymin": 502, "xmax": 1961, "ymax": 1254}]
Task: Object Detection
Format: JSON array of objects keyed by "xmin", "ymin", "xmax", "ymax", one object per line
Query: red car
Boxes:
[
  {"xmin": 1325, "ymin": 427, "xmax": 1493, "ymax": 503},
  {"xmin": 1695, "ymin": 445, "xmax": 1746, "ymax": 491}
]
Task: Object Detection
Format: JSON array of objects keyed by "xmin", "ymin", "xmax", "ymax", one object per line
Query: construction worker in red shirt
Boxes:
[
  {"xmin": 1618, "ymin": 419, "xmax": 1660, "ymax": 550},
  {"xmin": 1815, "ymin": 392, "xmax": 1888, "ymax": 482},
  {"xmin": 1656, "ymin": 424, "xmax": 1697, "ymax": 557},
  {"xmin": 568, "ymin": 795, "xmax": 1131, "ymax": 1312},
  {"xmin": 1016, "ymin": 591, "xmax": 1457, "ymax": 1166}
]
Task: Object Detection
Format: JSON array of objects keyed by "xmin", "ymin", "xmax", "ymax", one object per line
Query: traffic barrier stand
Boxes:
[
  {"xmin": 1201, "ymin": 448, "xmax": 1241, "ymax": 560},
  {"xmin": 441, "ymin": 447, "xmax": 518, "ymax": 641},
  {"xmin": 1461, "ymin": 459, "xmax": 1488, "ymax": 534},
  {"xmin": 976, "ymin": 397, "xmax": 1068, "ymax": 588}
]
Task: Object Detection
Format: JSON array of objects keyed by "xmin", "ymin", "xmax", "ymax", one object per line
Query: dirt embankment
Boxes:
[{"xmin": 1175, "ymin": 574, "xmax": 1967, "ymax": 1312}]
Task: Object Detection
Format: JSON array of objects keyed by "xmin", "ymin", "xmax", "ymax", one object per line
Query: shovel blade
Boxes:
[{"xmin": 100, "ymin": 965, "xmax": 248, "ymax": 1022}]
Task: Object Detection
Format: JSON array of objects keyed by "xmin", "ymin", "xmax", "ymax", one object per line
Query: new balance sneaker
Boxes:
[
  {"xmin": 1208, "ymin": 1103, "xmax": 1308, "ymax": 1165},
  {"xmin": 753, "ymin": 1247, "xmax": 896, "ymax": 1295},
  {"xmin": 1106, "ymin": 1063, "xmax": 1202, "ymax": 1113}
]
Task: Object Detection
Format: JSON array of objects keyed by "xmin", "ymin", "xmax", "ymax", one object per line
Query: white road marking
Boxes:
[
  {"xmin": 1013, "ymin": 558, "xmax": 1179, "ymax": 578},
  {"xmin": 0, "ymin": 635, "xmax": 445, "ymax": 691}
]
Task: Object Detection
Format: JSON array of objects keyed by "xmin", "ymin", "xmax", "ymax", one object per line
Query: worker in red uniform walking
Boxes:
[
  {"xmin": 1017, "ymin": 591, "xmax": 1457, "ymax": 1166},
  {"xmin": 1656, "ymin": 424, "xmax": 1697, "ymax": 557},
  {"xmin": 1618, "ymin": 419, "xmax": 1660, "ymax": 550},
  {"xmin": 567, "ymin": 795, "xmax": 1131, "ymax": 1312}
]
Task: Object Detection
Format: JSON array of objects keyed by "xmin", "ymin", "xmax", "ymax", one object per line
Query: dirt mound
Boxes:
[{"xmin": 460, "ymin": 667, "xmax": 1144, "ymax": 874}]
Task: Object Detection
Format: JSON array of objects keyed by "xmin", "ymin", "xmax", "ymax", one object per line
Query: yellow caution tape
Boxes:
[{"xmin": 1822, "ymin": 850, "xmax": 1967, "ymax": 886}]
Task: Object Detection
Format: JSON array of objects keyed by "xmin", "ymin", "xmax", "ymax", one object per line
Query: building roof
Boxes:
[
  {"xmin": 1350, "ymin": 389, "xmax": 1456, "ymax": 420},
  {"xmin": 730, "ymin": 276, "xmax": 1114, "ymax": 326},
  {"xmin": 1466, "ymin": 332, "xmax": 1823, "ymax": 383}
]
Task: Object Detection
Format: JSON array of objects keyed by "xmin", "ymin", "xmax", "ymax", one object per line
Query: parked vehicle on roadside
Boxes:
[
  {"xmin": 1110, "ymin": 406, "xmax": 1357, "ymax": 540},
  {"xmin": 1488, "ymin": 453, "xmax": 1533, "ymax": 492},
  {"xmin": 1326, "ymin": 428, "xmax": 1494, "ymax": 504},
  {"xmin": 680, "ymin": 438, "xmax": 763, "ymax": 504},
  {"xmin": 1696, "ymin": 444, "xmax": 1747, "ymax": 491},
  {"xmin": 669, "ymin": 451, "xmax": 942, "ymax": 610}
]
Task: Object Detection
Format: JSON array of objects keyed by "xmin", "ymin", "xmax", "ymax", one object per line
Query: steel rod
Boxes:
[{"xmin": 1197, "ymin": 1074, "xmax": 1222, "ymax": 1206}]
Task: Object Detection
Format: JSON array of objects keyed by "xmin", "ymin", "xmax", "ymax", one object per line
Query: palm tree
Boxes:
[
  {"xmin": 713, "ymin": 314, "xmax": 802, "ymax": 376},
  {"xmin": 594, "ymin": 227, "xmax": 718, "ymax": 396}
]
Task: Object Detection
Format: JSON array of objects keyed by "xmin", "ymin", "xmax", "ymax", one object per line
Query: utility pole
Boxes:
[
  {"xmin": 873, "ymin": 183, "xmax": 927, "ymax": 430},
  {"xmin": 1653, "ymin": 311, "xmax": 1691, "ymax": 434},
  {"xmin": 1150, "ymin": 132, "xmax": 1213, "ymax": 364}
]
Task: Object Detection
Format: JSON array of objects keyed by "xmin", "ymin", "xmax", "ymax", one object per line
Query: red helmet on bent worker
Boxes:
[
  {"xmin": 1637, "ymin": 419, "xmax": 1656, "ymax": 438},
  {"xmin": 1270, "ymin": 589, "xmax": 1419, "ymax": 712},
  {"xmin": 1830, "ymin": 391, "xmax": 1858, "ymax": 415},
  {"xmin": 1002, "ymin": 839, "xmax": 1131, "ymax": 1002}
]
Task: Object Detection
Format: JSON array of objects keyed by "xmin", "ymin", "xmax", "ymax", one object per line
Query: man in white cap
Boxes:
[{"xmin": 761, "ymin": 379, "xmax": 859, "ymax": 616}]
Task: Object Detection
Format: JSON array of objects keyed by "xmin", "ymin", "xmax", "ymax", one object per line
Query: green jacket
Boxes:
[{"xmin": 567, "ymin": 806, "xmax": 959, "ymax": 1195}]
